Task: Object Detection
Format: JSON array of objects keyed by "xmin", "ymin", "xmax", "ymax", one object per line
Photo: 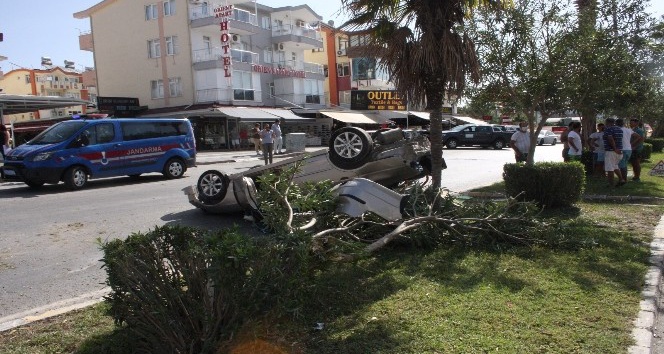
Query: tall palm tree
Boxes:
[{"xmin": 339, "ymin": 0, "xmax": 505, "ymax": 189}]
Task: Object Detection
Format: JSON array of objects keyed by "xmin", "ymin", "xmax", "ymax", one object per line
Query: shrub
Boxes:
[
  {"xmin": 645, "ymin": 138, "xmax": 664, "ymax": 153},
  {"xmin": 642, "ymin": 143, "xmax": 652, "ymax": 161},
  {"xmin": 503, "ymin": 162, "xmax": 585, "ymax": 208},
  {"xmin": 100, "ymin": 225, "xmax": 319, "ymax": 354}
]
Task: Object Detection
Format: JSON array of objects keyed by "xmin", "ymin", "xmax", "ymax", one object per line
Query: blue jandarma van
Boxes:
[{"xmin": 2, "ymin": 118, "xmax": 196, "ymax": 189}]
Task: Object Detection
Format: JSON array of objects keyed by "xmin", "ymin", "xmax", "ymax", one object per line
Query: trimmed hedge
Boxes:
[
  {"xmin": 642, "ymin": 143, "xmax": 653, "ymax": 161},
  {"xmin": 645, "ymin": 138, "xmax": 664, "ymax": 153},
  {"xmin": 503, "ymin": 162, "xmax": 585, "ymax": 208}
]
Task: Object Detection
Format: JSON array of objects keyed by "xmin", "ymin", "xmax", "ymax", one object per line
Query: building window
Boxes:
[
  {"xmin": 304, "ymin": 79, "xmax": 321, "ymax": 104},
  {"xmin": 165, "ymin": 36, "xmax": 178, "ymax": 55},
  {"xmin": 338, "ymin": 37, "xmax": 348, "ymax": 50},
  {"xmin": 232, "ymin": 71, "xmax": 254, "ymax": 101},
  {"xmin": 261, "ymin": 16, "xmax": 271, "ymax": 29},
  {"xmin": 148, "ymin": 39, "xmax": 161, "ymax": 58},
  {"xmin": 151, "ymin": 79, "xmax": 164, "ymax": 99},
  {"xmin": 268, "ymin": 82, "xmax": 275, "ymax": 97},
  {"xmin": 323, "ymin": 65, "xmax": 329, "ymax": 78},
  {"xmin": 337, "ymin": 62, "xmax": 350, "ymax": 77},
  {"xmin": 203, "ymin": 36, "xmax": 211, "ymax": 53},
  {"xmin": 163, "ymin": 0, "xmax": 175, "ymax": 16},
  {"xmin": 145, "ymin": 4, "xmax": 158, "ymax": 20},
  {"xmin": 25, "ymin": 75, "xmax": 31, "ymax": 84},
  {"xmin": 264, "ymin": 49, "xmax": 273, "ymax": 64},
  {"xmin": 169, "ymin": 77, "xmax": 182, "ymax": 97}
]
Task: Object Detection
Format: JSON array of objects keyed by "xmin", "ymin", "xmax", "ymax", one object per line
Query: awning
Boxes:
[
  {"xmin": 0, "ymin": 94, "xmax": 91, "ymax": 115},
  {"xmin": 319, "ymin": 111, "xmax": 382, "ymax": 124},
  {"xmin": 445, "ymin": 115, "xmax": 488, "ymax": 125},
  {"xmin": 213, "ymin": 107, "xmax": 279, "ymax": 122},
  {"xmin": 409, "ymin": 111, "xmax": 430, "ymax": 120},
  {"xmin": 258, "ymin": 108, "xmax": 315, "ymax": 122}
]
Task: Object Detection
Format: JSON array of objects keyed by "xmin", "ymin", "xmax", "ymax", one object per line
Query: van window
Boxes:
[
  {"xmin": 29, "ymin": 121, "xmax": 88, "ymax": 145},
  {"xmin": 78, "ymin": 123, "xmax": 115, "ymax": 146},
  {"xmin": 121, "ymin": 121, "xmax": 188, "ymax": 141}
]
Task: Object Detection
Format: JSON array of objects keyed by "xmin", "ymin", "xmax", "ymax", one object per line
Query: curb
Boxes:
[{"xmin": 629, "ymin": 215, "xmax": 664, "ymax": 353}]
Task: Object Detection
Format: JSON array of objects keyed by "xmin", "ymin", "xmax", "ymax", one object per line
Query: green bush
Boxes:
[
  {"xmin": 100, "ymin": 225, "xmax": 319, "ymax": 354},
  {"xmin": 645, "ymin": 138, "xmax": 664, "ymax": 153},
  {"xmin": 503, "ymin": 162, "xmax": 585, "ymax": 208},
  {"xmin": 642, "ymin": 143, "xmax": 653, "ymax": 161}
]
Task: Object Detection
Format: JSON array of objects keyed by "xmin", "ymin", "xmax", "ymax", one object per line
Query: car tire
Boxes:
[
  {"xmin": 163, "ymin": 158, "xmax": 186, "ymax": 179},
  {"xmin": 329, "ymin": 127, "xmax": 373, "ymax": 170},
  {"xmin": 197, "ymin": 170, "xmax": 229, "ymax": 204},
  {"xmin": 538, "ymin": 139, "xmax": 544, "ymax": 146},
  {"xmin": 551, "ymin": 139, "xmax": 557, "ymax": 146},
  {"xmin": 64, "ymin": 166, "xmax": 88, "ymax": 190},
  {"xmin": 493, "ymin": 139, "xmax": 505, "ymax": 150},
  {"xmin": 445, "ymin": 138, "xmax": 458, "ymax": 149}
]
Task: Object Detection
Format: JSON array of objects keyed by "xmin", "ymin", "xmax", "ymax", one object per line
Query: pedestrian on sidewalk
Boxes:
[
  {"xmin": 260, "ymin": 123, "xmax": 275, "ymax": 165},
  {"xmin": 251, "ymin": 123, "xmax": 262, "ymax": 155},
  {"xmin": 617, "ymin": 118, "xmax": 633, "ymax": 181},
  {"xmin": 271, "ymin": 119, "xmax": 283, "ymax": 154},
  {"xmin": 510, "ymin": 121, "xmax": 530, "ymax": 163},
  {"xmin": 230, "ymin": 128, "xmax": 240, "ymax": 151},
  {"xmin": 603, "ymin": 118, "xmax": 625, "ymax": 187},
  {"xmin": 561, "ymin": 122, "xmax": 574, "ymax": 162},
  {"xmin": 630, "ymin": 118, "xmax": 646, "ymax": 181}
]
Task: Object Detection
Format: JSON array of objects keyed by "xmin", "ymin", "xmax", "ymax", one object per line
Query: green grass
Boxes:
[{"xmin": 2, "ymin": 159, "xmax": 664, "ymax": 353}]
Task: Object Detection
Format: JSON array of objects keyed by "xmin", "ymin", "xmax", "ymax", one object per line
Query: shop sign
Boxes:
[
  {"xmin": 214, "ymin": 5, "xmax": 233, "ymax": 78},
  {"xmin": 97, "ymin": 97, "xmax": 140, "ymax": 111},
  {"xmin": 251, "ymin": 64, "xmax": 306, "ymax": 78},
  {"xmin": 350, "ymin": 90, "xmax": 406, "ymax": 111}
]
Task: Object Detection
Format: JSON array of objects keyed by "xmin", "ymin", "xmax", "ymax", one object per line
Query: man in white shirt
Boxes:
[
  {"xmin": 271, "ymin": 119, "xmax": 283, "ymax": 154},
  {"xmin": 567, "ymin": 122, "xmax": 583, "ymax": 161},
  {"xmin": 589, "ymin": 123, "xmax": 605, "ymax": 176},
  {"xmin": 510, "ymin": 122, "xmax": 530, "ymax": 163}
]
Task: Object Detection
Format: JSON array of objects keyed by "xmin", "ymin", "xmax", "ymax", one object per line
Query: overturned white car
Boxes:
[{"xmin": 184, "ymin": 127, "xmax": 437, "ymax": 220}]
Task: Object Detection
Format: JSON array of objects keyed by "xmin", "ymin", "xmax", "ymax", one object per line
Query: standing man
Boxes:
[
  {"xmin": 260, "ymin": 123, "xmax": 275, "ymax": 165},
  {"xmin": 589, "ymin": 123, "xmax": 605, "ymax": 176},
  {"xmin": 251, "ymin": 123, "xmax": 262, "ymax": 155},
  {"xmin": 560, "ymin": 122, "xmax": 574, "ymax": 162},
  {"xmin": 271, "ymin": 119, "xmax": 283, "ymax": 154},
  {"xmin": 567, "ymin": 122, "xmax": 583, "ymax": 162},
  {"xmin": 629, "ymin": 118, "xmax": 646, "ymax": 181},
  {"xmin": 616, "ymin": 118, "xmax": 633, "ymax": 181},
  {"xmin": 510, "ymin": 121, "xmax": 530, "ymax": 163},
  {"xmin": 603, "ymin": 118, "xmax": 625, "ymax": 187}
]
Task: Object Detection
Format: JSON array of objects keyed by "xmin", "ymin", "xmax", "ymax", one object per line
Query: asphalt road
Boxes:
[{"xmin": 0, "ymin": 143, "xmax": 564, "ymax": 328}]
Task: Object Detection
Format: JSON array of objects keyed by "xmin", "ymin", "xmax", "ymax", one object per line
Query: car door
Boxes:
[
  {"xmin": 474, "ymin": 126, "xmax": 492, "ymax": 145},
  {"xmin": 459, "ymin": 126, "xmax": 476, "ymax": 144},
  {"xmin": 74, "ymin": 122, "xmax": 123, "ymax": 177}
]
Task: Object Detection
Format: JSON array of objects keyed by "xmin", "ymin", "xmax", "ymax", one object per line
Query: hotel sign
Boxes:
[
  {"xmin": 215, "ymin": 5, "xmax": 233, "ymax": 78},
  {"xmin": 252, "ymin": 64, "xmax": 306, "ymax": 78},
  {"xmin": 350, "ymin": 90, "xmax": 406, "ymax": 111}
]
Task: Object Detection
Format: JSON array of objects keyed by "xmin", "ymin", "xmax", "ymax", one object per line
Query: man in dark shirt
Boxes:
[{"xmin": 603, "ymin": 118, "xmax": 625, "ymax": 187}]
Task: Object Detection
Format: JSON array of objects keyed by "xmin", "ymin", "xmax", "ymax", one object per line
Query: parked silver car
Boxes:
[
  {"xmin": 537, "ymin": 130, "xmax": 558, "ymax": 145},
  {"xmin": 184, "ymin": 127, "xmax": 435, "ymax": 217}
]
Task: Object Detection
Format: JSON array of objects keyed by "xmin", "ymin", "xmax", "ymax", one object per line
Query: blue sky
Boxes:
[{"xmin": 0, "ymin": 0, "xmax": 662, "ymax": 72}]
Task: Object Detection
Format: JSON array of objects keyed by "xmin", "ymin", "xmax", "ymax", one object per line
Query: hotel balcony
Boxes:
[
  {"xmin": 192, "ymin": 48, "xmax": 259, "ymax": 65},
  {"xmin": 194, "ymin": 86, "xmax": 324, "ymax": 109},
  {"xmin": 271, "ymin": 25, "xmax": 322, "ymax": 50},
  {"xmin": 274, "ymin": 60, "xmax": 325, "ymax": 76},
  {"xmin": 189, "ymin": 5, "xmax": 258, "ymax": 36}
]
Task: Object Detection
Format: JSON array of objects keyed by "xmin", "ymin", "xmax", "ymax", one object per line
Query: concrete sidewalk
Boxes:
[{"xmin": 195, "ymin": 147, "xmax": 326, "ymax": 165}]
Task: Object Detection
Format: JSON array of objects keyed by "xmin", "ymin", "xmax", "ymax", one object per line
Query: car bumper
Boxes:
[{"xmin": 2, "ymin": 164, "xmax": 63, "ymax": 184}]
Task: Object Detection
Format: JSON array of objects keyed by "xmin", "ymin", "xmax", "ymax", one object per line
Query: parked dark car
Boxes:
[
  {"xmin": 441, "ymin": 124, "xmax": 514, "ymax": 149},
  {"xmin": 184, "ymin": 127, "xmax": 436, "ymax": 216}
]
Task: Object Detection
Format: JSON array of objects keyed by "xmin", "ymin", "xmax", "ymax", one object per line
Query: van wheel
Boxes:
[
  {"xmin": 197, "ymin": 170, "xmax": 229, "ymax": 204},
  {"xmin": 329, "ymin": 127, "xmax": 373, "ymax": 170},
  {"xmin": 445, "ymin": 139, "xmax": 458, "ymax": 149},
  {"xmin": 493, "ymin": 139, "xmax": 505, "ymax": 150},
  {"xmin": 164, "ymin": 158, "xmax": 186, "ymax": 179},
  {"xmin": 25, "ymin": 180, "xmax": 44, "ymax": 189},
  {"xmin": 64, "ymin": 166, "xmax": 88, "ymax": 190}
]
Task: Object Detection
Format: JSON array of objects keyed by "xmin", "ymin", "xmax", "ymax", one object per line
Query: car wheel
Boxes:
[
  {"xmin": 163, "ymin": 158, "xmax": 186, "ymax": 179},
  {"xmin": 445, "ymin": 138, "xmax": 458, "ymax": 149},
  {"xmin": 25, "ymin": 180, "xmax": 44, "ymax": 189},
  {"xmin": 64, "ymin": 166, "xmax": 88, "ymax": 190},
  {"xmin": 551, "ymin": 139, "xmax": 557, "ymax": 146},
  {"xmin": 538, "ymin": 139, "xmax": 543, "ymax": 146},
  {"xmin": 493, "ymin": 139, "xmax": 505, "ymax": 150},
  {"xmin": 329, "ymin": 127, "xmax": 373, "ymax": 170},
  {"xmin": 197, "ymin": 170, "xmax": 229, "ymax": 204}
]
